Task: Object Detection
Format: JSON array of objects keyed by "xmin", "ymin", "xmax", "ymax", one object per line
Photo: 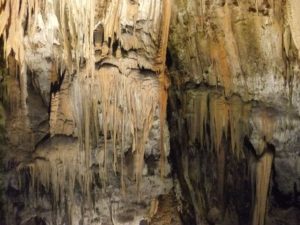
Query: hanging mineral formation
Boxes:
[{"xmin": 1, "ymin": 0, "xmax": 171, "ymax": 223}]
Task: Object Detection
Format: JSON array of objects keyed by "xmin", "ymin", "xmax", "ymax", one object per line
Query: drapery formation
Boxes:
[{"xmin": 0, "ymin": 0, "xmax": 172, "ymax": 224}]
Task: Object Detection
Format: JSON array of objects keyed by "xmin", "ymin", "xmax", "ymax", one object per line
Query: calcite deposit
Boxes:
[{"xmin": 0, "ymin": 0, "xmax": 299, "ymax": 225}]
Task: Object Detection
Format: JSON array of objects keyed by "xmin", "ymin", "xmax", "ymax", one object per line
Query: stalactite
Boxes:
[
  {"xmin": 186, "ymin": 91, "xmax": 208, "ymax": 146},
  {"xmin": 283, "ymin": 25, "xmax": 291, "ymax": 58},
  {"xmin": 185, "ymin": 90, "xmax": 249, "ymax": 158},
  {"xmin": 210, "ymin": 41, "xmax": 233, "ymax": 96},
  {"xmin": 158, "ymin": 0, "xmax": 171, "ymax": 177},
  {"xmin": 1, "ymin": 1, "xmax": 94, "ymax": 223},
  {"xmin": 251, "ymin": 151, "xmax": 274, "ymax": 225},
  {"xmin": 286, "ymin": 0, "xmax": 300, "ymax": 57},
  {"xmin": 0, "ymin": 0, "xmax": 38, "ymax": 64},
  {"xmin": 184, "ymin": 90, "xmax": 251, "ymax": 213},
  {"xmin": 17, "ymin": 140, "xmax": 82, "ymax": 220},
  {"xmin": 92, "ymin": 68, "xmax": 159, "ymax": 191},
  {"xmin": 56, "ymin": 64, "xmax": 162, "ymax": 201},
  {"xmin": 0, "ymin": 1, "xmax": 39, "ymax": 138},
  {"xmin": 49, "ymin": 92, "xmax": 60, "ymax": 136},
  {"xmin": 209, "ymin": 94, "xmax": 229, "ymax": 208},
  {"xmin": 3, "ymin": 0, "xmax": 171, "ymax": 223},
  {"xmin": 120, "ymin": 99, "xmax": 126, "ymax": 195}
]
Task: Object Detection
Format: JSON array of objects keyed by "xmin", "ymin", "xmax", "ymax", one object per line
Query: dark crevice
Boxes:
[
  {"xmin": 48, "ymin": 68, "xmax": 66, "ymax": 114},
  {"xmin": 50, "ymin": 68, "xmax": 66, "ymax": 95},
  {"xmin": 94, "ymin": 24, "xmax": 104, "ymax": 46},
  {"xmin": 34, "ymin": 133, "xmax": 51, "ymax": 150},
  {"xmin": 166, "ymin": 48, "xmax": 173, "ymax": 68},
  {"xmin": 112, "ymin": 40, "xmax": 119, "ymax": 57},
  {"xmin": 167, "ymin": 90, "xmax": 197, "ymax": 225},
  {"xmin": 272, "ymin": 159, "xmax": 300, "ymax": 209}
]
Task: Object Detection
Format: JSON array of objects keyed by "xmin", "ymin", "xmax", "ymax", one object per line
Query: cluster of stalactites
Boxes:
[
  {"xmin": 0, "ymin": 0, "xmax": 39, "ymax": 65},
  {"xmin": 0, "ymin": 0, "xmax": 95, "ymax": 73},
  {"xmin": 184, "ymin": 89, "xmax": 276, "ymax": 225},
  {"xmin": 72, "ymin": 68, "xmax": 160, "ymax": 191},
  {"xmin": 17, "ymin": 68, "xmax": 161, "ymax": 223},
  {"xmin": 100, "ymin": 0, "xmax": 164, "ymax": 62},
  {"xmin": 56, "ymin": 0, "xmax": 95, "ymax": 73},
  {"xmin": 0, "ymin": 0, "xmax": 96, "ymax": 137},
  {"xmin": 184, "ymin": 90, "xmax": 251, "ymax": 216},
  {"xmin": 18, "ymin": 66, "xmax": 163, "ymax": 225},
  {"xmin": 184, "ymin": 90, "xmax": 250, "ymax": 159},
  {"xmin": 8, "ymin": 0, "xmax": 172, "ymax": 223},
  {"xmin": 17, "ymin": 142, "xmax": 91, "ymax": 225}
]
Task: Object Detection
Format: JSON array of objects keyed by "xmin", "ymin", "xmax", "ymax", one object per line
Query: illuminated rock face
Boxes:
[
  {"xmin": 0, "ymin": 1, "xmax": 300, "ymax": 225},
  {"xmin": 168, "ymin": 1, "xmax": 300, "ymax": 225},
  {"xmin": 0, "ymin": 1, "xmax": 176, "ymax": 225}
]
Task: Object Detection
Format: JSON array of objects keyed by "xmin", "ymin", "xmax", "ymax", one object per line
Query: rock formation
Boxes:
[
  {"xmin": 168, "ymin": 1, "xmax": 299, "ymax": 225},
  {"xmin": 0, "ymin": 0, "xmax": 299, "ymax": 225}
]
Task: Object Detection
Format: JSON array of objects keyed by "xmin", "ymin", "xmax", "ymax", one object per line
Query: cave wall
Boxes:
[
  {"xmin": 168, "ymin": 0, "xmax": 300, "ymax": 225},
  {"xmin": 0, "ymin": 1, "xmax": 179, "ymax": 225},
  {"xmin": 0, "ymin": 0, "xmax": 300, "ymax": 225}
]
